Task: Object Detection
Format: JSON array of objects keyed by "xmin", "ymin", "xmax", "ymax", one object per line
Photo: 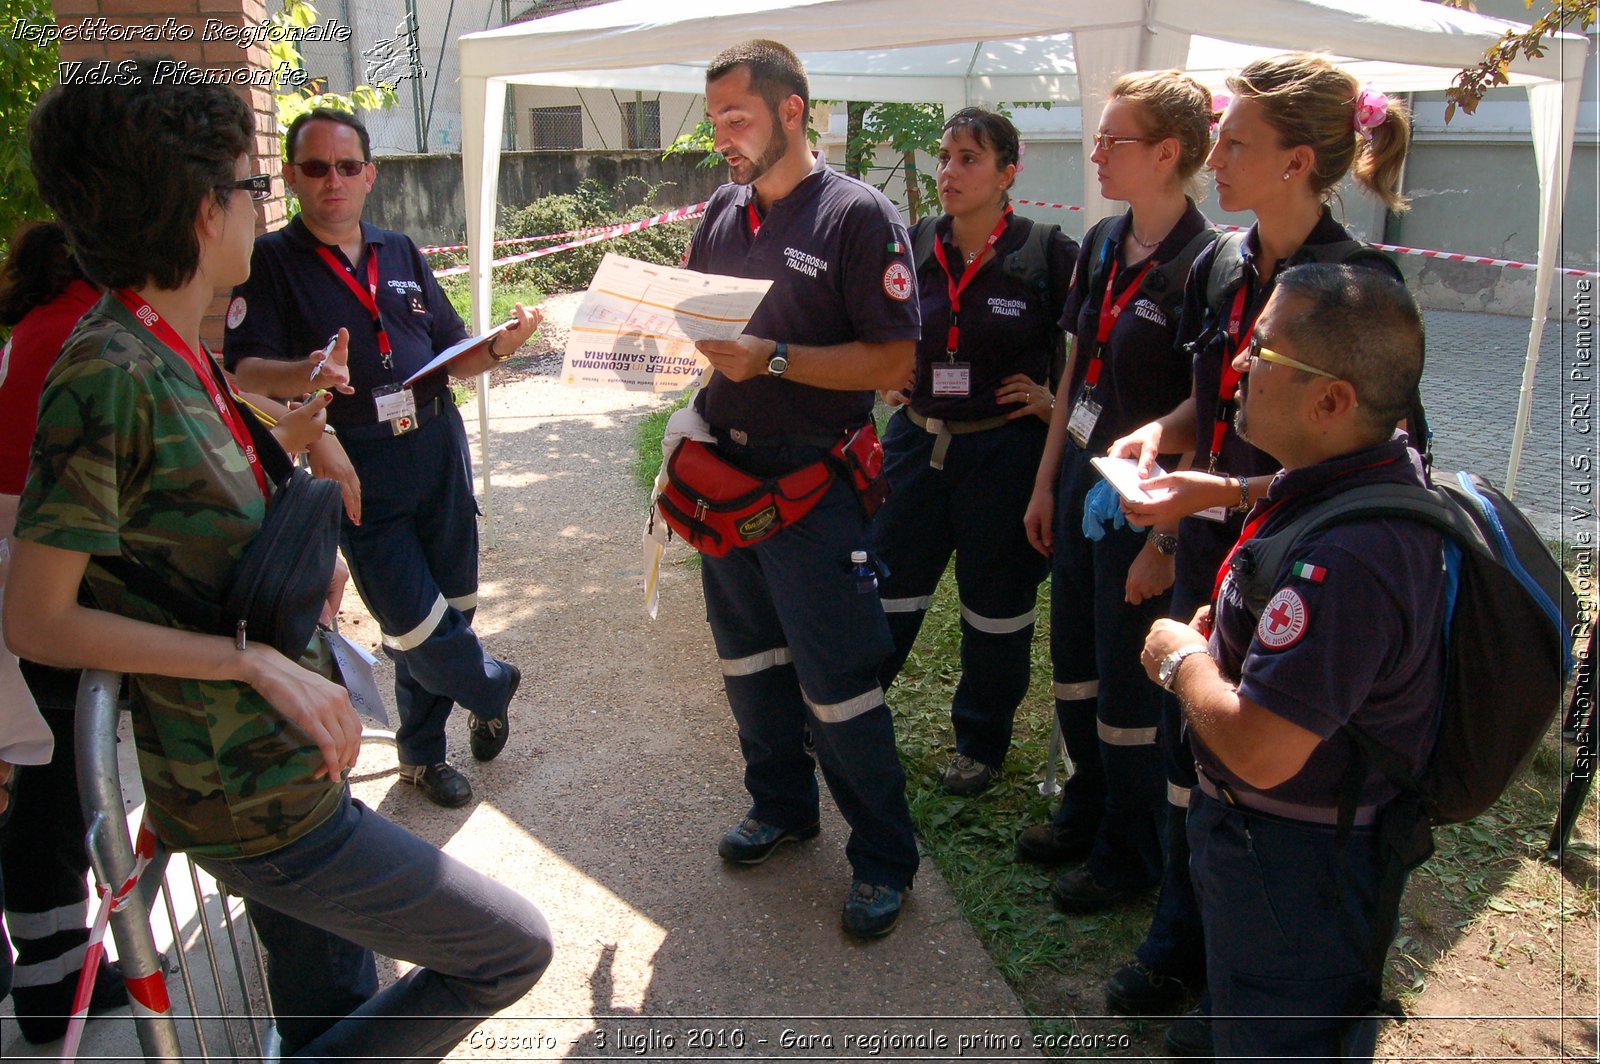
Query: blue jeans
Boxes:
[
  {"xmin": 197, "ymin": 793, "xmax": 552, "ymax": 1062},
  {"xmin": 1188, "ymin": 791, "xmax": 1389, "ymax": 1061},
  {"xmin": 701, "ymin": 459, "xmax": 918, "ymax": 891}
]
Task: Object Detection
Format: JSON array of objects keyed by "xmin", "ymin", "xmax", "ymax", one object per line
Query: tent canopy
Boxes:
[{"xmin": 456, "ymin": 0, "xmax": 1588, "ymax": 522}]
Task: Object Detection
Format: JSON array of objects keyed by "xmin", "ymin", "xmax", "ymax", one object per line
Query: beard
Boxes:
[
  {"xmin": 1232, "ymin": 379, "xmax": 1252, "ymax": 442},
  {"xmin": 730, "ymin": 125, "xmax": 790, "ymax": 186}
]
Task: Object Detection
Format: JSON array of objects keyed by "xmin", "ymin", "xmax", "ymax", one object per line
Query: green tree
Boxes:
[
  {"xmin": 270, "ymin": 0, "xmax": 396, "ymax": 138},
  {"xmin": 1445, "ymin": 0, "xmax": 1597, "ymax": 121},
  {"xmin": 0, "ymin": 0, "xmax": 59, "ymax": 250}
]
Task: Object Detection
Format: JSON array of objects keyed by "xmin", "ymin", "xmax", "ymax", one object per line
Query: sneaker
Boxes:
[
  {"xmin": 398, "ymin": 761, "xmax": 472, "ymax": 808},
  {"xmin": 717, "ymin": 818, "xmax": 820, "ymax": 864},
  {"xmin": 1050, "ymin": 865, "xmax": 1150, "ymax": 914},
  {"xmin": 14, "ymin": 958, "xmax": 130, "ymax": 1044},
  {"xmin": 469, "ymin": 662, "xmax": 519, "ymax": 762},
  {"xmin": 1163, "ymin": 1007, "xmax": 1214, "ymax": 1059},
  {"xmin": 841, "ymin": 880, "xmax": 904, "ymax": 939},
  {"xmin": 1105, "ymin": 960, "xmax": 1193, "ymax": 1016},
  {"xmin": 941, "ymin": 754, "xmax": 995, "ymax": 796},
  {"xmin": 1015, "ymin": 822, "xmax": 1094, "ymax": 865}
]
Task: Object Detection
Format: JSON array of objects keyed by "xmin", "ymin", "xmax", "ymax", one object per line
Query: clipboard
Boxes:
[
  {"xmin": 402, "ymin": 320, "xmax": 515, "ymax": 387},
  {"xmin": 1090, "ymin": 455, "xmax": 1169, "ymax": 506}
]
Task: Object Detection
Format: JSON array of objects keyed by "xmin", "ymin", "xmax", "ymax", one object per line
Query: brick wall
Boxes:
[{"xmin": 52, "ymin": 0, "xmax": 284, "ymax": 345}]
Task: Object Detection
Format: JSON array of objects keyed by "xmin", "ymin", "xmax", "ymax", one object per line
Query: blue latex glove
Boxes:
[{"xmin": 1082, "ymin": 480, "xmax": 1149, "ymax": 541}]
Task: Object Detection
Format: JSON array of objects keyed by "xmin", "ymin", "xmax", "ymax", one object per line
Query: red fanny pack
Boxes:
[{"xmin": 657, "ymin": 423, "xmax": 887, "ymax": 556}]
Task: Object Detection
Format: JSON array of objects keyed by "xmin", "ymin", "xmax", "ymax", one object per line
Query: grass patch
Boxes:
[
  {"xmin": 634, "ymin": 389, "xmax": 695, "ymax": 493},
  {"xmin": 439, "ymin": 278, "xmax": 544, "ymax": 327}
]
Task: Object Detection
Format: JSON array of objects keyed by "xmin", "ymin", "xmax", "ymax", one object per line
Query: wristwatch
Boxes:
[
  {"xmin": 1152, "ymin": 532, "xmax": 1180, "ymax": 556},
  {"xmin": 1158, "ymin": 645, "xmax": 1208, "ymax": 691},
  {"xmin": 767, "ymin": 341, "xmax": 789, "ymax": 378}
]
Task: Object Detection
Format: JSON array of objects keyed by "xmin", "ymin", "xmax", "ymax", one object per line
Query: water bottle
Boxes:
[{"xmin": 850, "ymin": 550, "xmax": 878, "ymax": 594}]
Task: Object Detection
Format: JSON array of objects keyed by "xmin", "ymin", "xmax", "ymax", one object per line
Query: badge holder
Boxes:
[
  {"xmin": 931, "ymin": 359, "xmax": 970, "ymax": 398},
  {"xmin": 1066, "ymin": 392, "xmax": 1102, "ymax": 449},
  {"xmin": 373, "ymin": 382, "xmax": 418, "ymax": 435}
]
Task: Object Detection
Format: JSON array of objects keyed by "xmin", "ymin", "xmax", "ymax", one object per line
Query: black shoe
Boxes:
[
  {"xmin": 469, "ymin": 663, "xmax": 519, "ymax": 762},
  {"xmin": 14, "ymin": 958, "xmax": 130, "ymax": 1044},
  {"xmin": 1163, "ymin": 1007, "xmax": 1214, "ymax": 1059},
  {"xmin": 1105, "ymin": 960, "xmax": 1193, "ymax": 1016},
  {"xmin": 717, "ymin": 818, "xmax": 820, "ymax": 864},
  {"xmin": 399, "ymin": 761, "xmax": 473, "ymax": 808},
  {"xmin": 841, "ymin": 880, "xmax": 905, "ymax": 939},
  {"xmin": 1015, "ymin": 822, "xmax": 1094, "ymax": 865},
  {"xmin": 1050, "ymin": 865, "xmax": 1149, "ymax": 914},
  {"xmin": 940, "ymin": 754, "xmax": 995, "ymax": 796}
]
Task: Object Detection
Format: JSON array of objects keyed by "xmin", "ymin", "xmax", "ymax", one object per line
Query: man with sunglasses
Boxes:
[
  {"xmin": 224, "ymin": 108, "xmax": 542, "ymax": 808},
  {"xmin": 1138, "ymin": 263, "xmax": 1445, "ymax": 1061}
]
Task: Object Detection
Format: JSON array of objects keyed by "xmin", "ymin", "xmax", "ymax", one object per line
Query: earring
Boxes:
[{"xmin": 1281, "ymin": 170, "xmax": 1292, "ymax": 181}]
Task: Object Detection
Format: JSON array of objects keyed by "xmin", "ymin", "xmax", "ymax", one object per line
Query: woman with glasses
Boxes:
[
  {"xmin": 1014, "ymin": 72, "xmax": 1215, "ymax": 927},
  {"xmin": 6, "ymin": 59, "xmax": 551, "ymax": 1060},
  {"xmin": 869, "ymin": 108, "xmax": 1076, "ymax": 797},
  {"xmin": 1105, "ymin": 52, "xmax": 1411, "ymax": 1059}
]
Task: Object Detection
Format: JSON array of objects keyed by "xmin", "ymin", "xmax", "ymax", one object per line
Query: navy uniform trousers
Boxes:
[
  {"xmin": 871, "ymin": 410, "xmax": 1049, "ymax": 769},
  {"xmin": 700, "ymin": 444, "xmax": 919, "ymax": 892},
  {"xmin": 335, "ymin": 401, "xmax": 515, "ymax": 767},
  {"xmin": 1189, "ymin": 791, "xmax": 1389, "ymax": 1060},
  {"xmin": 1047, "ymin": 445, "xmax": 1168, "ymax": 891}
]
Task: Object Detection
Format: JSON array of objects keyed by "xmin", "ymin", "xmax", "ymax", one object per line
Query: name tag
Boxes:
[
  {"xmin": 1066, "ymin": 396, "xmax": 1102, "ymax": 449},
  {"xmin": 931, "ymin": 362, "xmax": 970, "ymax": 397},
  {"xmin": 322, "ymin": 628, "xmax": 388, "ymax": 726},
  {"xmin": 1195, "ymin": 506, "xmax": 1230, "ymax": 523},
  {"xmin": 372, "ymin": 383, "xmax": 417, "ymax": 427}
]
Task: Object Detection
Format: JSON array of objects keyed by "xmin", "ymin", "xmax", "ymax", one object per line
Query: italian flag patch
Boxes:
[
  {"xmin": 1291, "ymin": 561, "xmax": 1327, "ymax": 583},
  {"xmin": 886, "ymin": 240, "xmax": 905, "ymax": 254}
]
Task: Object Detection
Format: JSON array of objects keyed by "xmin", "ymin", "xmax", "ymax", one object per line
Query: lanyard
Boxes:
[
  {"xmin": 746, "ymin": 200, "xmax": 763, "ymax": 236},
  {"xmin": 114, "ymin": 289, "xmax": 269, "ymax": 500},
  {"xmin": 1205, "ymin": 284, "xmax": 1262, "ymax": 473},
  {"xmin": 930, "ymin": 208, "xmax": 1011, "ymax": 358},
  {"xmin": 314, "ymin": 245, "xmax": 394, "ymax": 370},
  {"xmin": 1080, "ymin": 257, "xmax": 1156, "ymax": 392},
  {"xmin": 1210, "ymin": 497, "xmax": 1286, "ymax": 606}
]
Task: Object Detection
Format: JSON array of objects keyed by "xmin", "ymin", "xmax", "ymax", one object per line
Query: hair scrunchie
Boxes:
[{"xmin": 1353, "ymin": 87, "xmax": 1389, "ymax": 140}]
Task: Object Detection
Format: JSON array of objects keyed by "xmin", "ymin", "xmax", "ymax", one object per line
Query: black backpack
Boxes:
[
  {"xmin": 1079, "ymin": 214, "xmax": 1217, "ymax": 331},
  {"xmin": 1197, "ymin": 230, "xmax": 1433, "ymax": 467},
  {"xmin": 1231, "ymin": 469, "xmax": 1579, "ymax": 828},
  {"xmin": 1230, "ymin": 467, "xmax": 1578, "ymax": 1009},
  {"xmin": 910, "ymin": 215, "xmax": 1073, "ymax": 387}
]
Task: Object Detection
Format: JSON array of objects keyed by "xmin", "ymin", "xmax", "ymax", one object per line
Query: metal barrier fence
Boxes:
[{"xmin": 74, "ymin": 669, "xmax": 280, "ymax": 1063}]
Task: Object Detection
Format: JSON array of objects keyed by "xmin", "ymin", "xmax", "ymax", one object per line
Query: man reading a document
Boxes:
[
  {"xmin": 686, "ymin": 40, "xmax": 922, "ymax": 938},
  {"xmin": 225, "ymin": 108, "xmax": 541, "ymax": 808}
]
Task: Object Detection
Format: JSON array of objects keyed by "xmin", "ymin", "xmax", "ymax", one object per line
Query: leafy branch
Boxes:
[{"xmin": 1444, "ymin": 0, "xmax": 1596, "ymax": 121}]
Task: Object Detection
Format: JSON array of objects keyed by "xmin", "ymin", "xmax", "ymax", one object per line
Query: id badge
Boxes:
[
  {"xmin": 931, "ymin": 362, "xmax": 971, "ymax": 397},
  {"xmin": 372, "ymin": 383, "xmax": 417, "ymax": 431},
  {"xmin": 1066, "ymin": 396, "xmax": 1102, "ymax": 449},
  {"xmin": 1195, "ymin": 506, "xmax": 1230, "ymax": 523}
]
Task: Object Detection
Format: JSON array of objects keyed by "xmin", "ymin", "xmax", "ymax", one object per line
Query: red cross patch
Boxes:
[
  {"xmin": 882, "ymin": 261, "xmax": 913, "ymax": 301},
  {"xmin": 1256, "ymin": 587, "xmax": 1308, "ymax": 650}
]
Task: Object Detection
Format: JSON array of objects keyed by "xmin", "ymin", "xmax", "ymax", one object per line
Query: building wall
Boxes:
[{"xmin": 509, "ymin": 86, "xmax": 703, "ymax": 153}]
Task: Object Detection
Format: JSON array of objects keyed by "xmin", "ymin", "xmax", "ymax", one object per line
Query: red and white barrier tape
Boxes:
[
  {"xmin": 61, "ymin": 818, "xmax": 167, "ymax": 1062},
  {"xmin": 429, "ymin": 201, "xmax": 708, "ymax": 277},
  {"xmin": 420, "ymin": 212, "xmax": 686, "ymax": 256},
  {"xmin": 1017, "ymin": 199, "xmax": 1599, "ymax": 279}
]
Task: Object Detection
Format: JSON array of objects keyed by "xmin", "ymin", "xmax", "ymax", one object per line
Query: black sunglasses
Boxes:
[
  {"xmin": 293, "ymin": 159, "xmax": 368, "ymax": 179},
  {"xmin": 217, "ymin": 174, "xmax": 273, "ymax": 202}
]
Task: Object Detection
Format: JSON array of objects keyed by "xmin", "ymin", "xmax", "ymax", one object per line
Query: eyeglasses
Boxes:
[
  {"xmin": 292, "ymin": 159, "xmax": 368, "ymax": 179},
  {"xmin": 1090, "ymin": 132, "xmax": 1157, "ymax": 152},
  {"xmin": 217, "ymin": 174, "xmax": 273, "ymax": 202},
  {"xmin": 1245, "ymin": 336, "xmax": 1338, "ymax": 379}
]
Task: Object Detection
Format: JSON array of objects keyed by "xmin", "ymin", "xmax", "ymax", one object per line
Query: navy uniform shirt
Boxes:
[
  {"xmin": 687, "ymin": 155, "xmax": 920, "ymax": 439},
  {"xmin": 1172, "ymin": 209, "xmax": 1402, "ymax": 612},
  {"xmin": 907, "ymin": 213, "xmax": 1075, "ymax": 421},
  {"xmin": 222, "ymin": 216, "xmax": 468, "ymax": 426},
  {"xmin": 1198, "ymin": 436, "xmax": 1447, "ymax": 807},
  {"xmin": 1062, "ymin": 203, "xmax": 1209, "ymax": 455}
]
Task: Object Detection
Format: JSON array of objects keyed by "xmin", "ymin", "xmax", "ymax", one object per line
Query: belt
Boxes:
[
  {"xmin": 905, "ymin": 408, "xmax": 1011, "ymax": 470},
  {"xmin": 332, "ymin": 393, "xmax": 448, "ymax": 442},
  {"xmin": 712, "ymin": 426, "xmax": 843, "ymax": 451},
  {"xmin": 1196, "ymin": 768, "xmax": 1378, "ymax": 828}
]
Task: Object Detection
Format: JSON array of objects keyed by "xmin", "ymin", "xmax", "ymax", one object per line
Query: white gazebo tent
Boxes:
[{"xmin": 457, "ymin": 0, "xmax": 1589, "ymax": 526}]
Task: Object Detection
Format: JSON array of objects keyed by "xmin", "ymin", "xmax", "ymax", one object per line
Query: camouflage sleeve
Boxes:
[{"xmin": 15, "ymin": 353, "xmax": 149, "ymax": 556}]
